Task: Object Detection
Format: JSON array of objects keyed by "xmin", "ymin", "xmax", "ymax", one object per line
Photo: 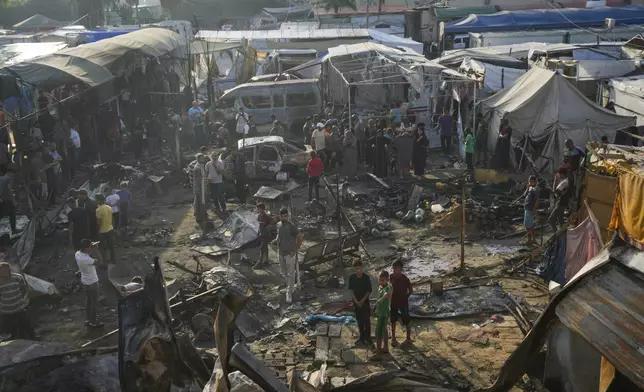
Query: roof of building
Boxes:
[
  {"xmin": 197, "ymin": 28, "xmax": 371, "ymax": 41},
  {"xmin": 313, "ymin": 4, "xmax": 409, "ymax": 16},
  {"xmin": 446, "ymin": 5, "xmax": 644, "ymax": 34}
]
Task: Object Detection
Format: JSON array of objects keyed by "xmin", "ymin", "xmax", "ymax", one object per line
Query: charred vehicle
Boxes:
[{"xmin": 223, "ymin": 136, "xmax": 311, "ymax": 180}]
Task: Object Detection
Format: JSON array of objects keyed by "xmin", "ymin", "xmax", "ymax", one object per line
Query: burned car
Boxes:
[{"xmin": 223, "ymin": 136, "xmax": 311, "ymax": 180}]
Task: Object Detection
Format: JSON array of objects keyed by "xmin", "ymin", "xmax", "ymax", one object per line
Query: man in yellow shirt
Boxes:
[{"xmin": 95, "ymin": 193, "xmax": 116, "ymax": 263}]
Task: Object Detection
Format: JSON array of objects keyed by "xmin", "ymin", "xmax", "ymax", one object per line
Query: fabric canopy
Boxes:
[
  {"xmin": 6, "ymin": 54, "xmax": 114, "ymax": 88},
  {"xmin": 445, "ymin": 5, "xmax": 644, "ymax": 33},
  {"xmin": 609, "ymin": 75, "xmax": 644, "ymax": 126},
  {"xmin": 610, "ymin": 171, "xmax": 644, "ymax": 249},
  {"xmin": 479, "ymin": 67, "xmax": 635, "ymax": 172},
  {"xmin": 58, "ymin": 27, "xmax": 186, "ymax": 69}
]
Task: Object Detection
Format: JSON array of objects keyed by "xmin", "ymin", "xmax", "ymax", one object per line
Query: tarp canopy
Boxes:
[
  {"xmin": 367, "ymin": 29, "xmax": 423, "ymax": 54},
  {"xmin": 459, "ymin": 58, "xmax": 527, "ymax": 93},
  {"xmin": 57, "ymin": 27, "xmax": 187, "ymax": 69},
  {"xmin": 609, "ymin": 75, "xmax": 644, "ymax": 126},
  {"xmin": 6, "ymin": 53, "xmax": 115, "ymax": 88},
  {"xmin": 479, "ymin": 67, "xmax": 635, "ymax": 172},
  {"xmin": 190, "ymin": 40, "xmax": 241, "ymax": 55},
  {"xmin": 12, "ymin": 14, "xmax": 64, "ymax": 30},
  {"xmin": 0, "ymin": 42, "xmax": 67, "ymax": 67},
  {"xmin": 445, "ymin": 5, "xmax": 644, "ymax": 34},
  {"xmin": 2, "ymin": 27, "xmax": 186, "ymax": 88},
  {"xmin": 434, "ymin": 6, "xmax": 498, "ymax": 22}
]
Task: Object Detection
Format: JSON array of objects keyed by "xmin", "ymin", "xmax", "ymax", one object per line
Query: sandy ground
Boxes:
[{"xmin": 23, "ymin": 156, "xmax": 549, "ymax": 392}]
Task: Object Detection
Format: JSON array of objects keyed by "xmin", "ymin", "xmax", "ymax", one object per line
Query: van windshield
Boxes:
[{"xmin": 286, "ymin": 91, "xmax": 317, "ymax": 107}]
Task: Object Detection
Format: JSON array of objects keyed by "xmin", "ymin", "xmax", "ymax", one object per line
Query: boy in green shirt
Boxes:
[{"xmin": 372, "ymin": 270, "xmax": 392, "ymax": 360}]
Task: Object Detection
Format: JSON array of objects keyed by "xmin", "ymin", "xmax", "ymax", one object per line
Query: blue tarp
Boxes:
[
  {"xmin": 79, "ymin": 29, "xmax": 139, "ymax": 43},
  {"xmin": 445, "ymin": 5, "xmax": 644, "ymax": 34}
]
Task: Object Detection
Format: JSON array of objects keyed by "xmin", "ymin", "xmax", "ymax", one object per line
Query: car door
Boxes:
[
  {"xmin": 285, "ymin": 83, "xmax": 320, "ymax": 134},
  {"xmin": 256, "ymin": 144, "xmax": 282, "ymax": 179},
  {"xmin": 240, "ymin": 89, "xmax": 273, "ymax": 134}
]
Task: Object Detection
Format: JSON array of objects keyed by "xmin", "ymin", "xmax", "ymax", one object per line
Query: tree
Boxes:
[{"xmin": 316, "ymin": 0, "xmax": 357, "ymax": 14}]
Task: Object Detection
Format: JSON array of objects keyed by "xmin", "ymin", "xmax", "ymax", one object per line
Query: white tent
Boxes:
[
  {"xmin": 609, "ymin": 75, "xmax": 644, "ymax": 126},
  {"xmin": 480, "ymin": 67, "xmax": 635, "ymax": 172}
]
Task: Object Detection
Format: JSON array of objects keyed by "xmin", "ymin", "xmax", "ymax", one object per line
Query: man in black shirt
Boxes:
[
  {"xmin": 66, "ymin": 197, "xmax": 90, "ymax": 250},
  {"xmin": 348, "ymin": 259, "xmax": 373, "ymax": 347},
  {"xmin": 77, "ymin": 189, "xmax": 98, "ymax": 241}
]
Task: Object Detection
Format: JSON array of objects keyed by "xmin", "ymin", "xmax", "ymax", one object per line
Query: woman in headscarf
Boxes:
[
  {"xmin": 412, "ymin": 123, "xmax": 429, "ymax": 176},
  {"xmin": 342, "ymin": 128, "xmax": 358, "ymax": 179}
]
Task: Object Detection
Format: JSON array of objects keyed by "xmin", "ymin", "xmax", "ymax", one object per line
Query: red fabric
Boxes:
[
  {"xmin": 389, "ymin": 272, "xmax": 411, "ymax": 308},
  {"xmin": 307, "ymin": 157, "xmax": 324, "ymax": 177}
]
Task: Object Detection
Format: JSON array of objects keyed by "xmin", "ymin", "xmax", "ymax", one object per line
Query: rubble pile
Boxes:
[{"xmin": 431, "ymin": 198, "xmax": 518, "ymax": 237}]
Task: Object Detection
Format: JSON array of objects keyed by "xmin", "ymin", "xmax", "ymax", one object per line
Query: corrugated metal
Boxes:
[{"xmin": 555, "ymin": 262, "xmax": 644, "ymax": 390}]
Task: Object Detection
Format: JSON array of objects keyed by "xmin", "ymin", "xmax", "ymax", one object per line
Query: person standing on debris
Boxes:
[
  {"xmin": 342, "ymin": 128, "xmax": 358, "ymax": 179},
  {"xmin": 234, "ymin": 151, "xmax": 248, "ymax": 204},
  {"xmin": 95, "ymin": 194, "xmax": 116, "ymax": 263},
  {"xmin": 389, "ymin": 260, "xmax": 412, "ymax": 347},
  {"xmin": 0, "ymin": 170, "xmax": 17, "ymax": 235},
  {"xmin": 235, "ymin": 107, "xmax": 250, "ymax": 139},
  {"xmin": 474, "ymin": 113, "xmax": 488, "ymax": 166},
  {"xmin": 193, "ymin": 153, "xmax": 209, "ymax": 226},
  {"xmin": 276, "ymin": 208, "xmax": 303, "ymax": 304},
  {"xmin": 116, "ymin": 182, "xmax": 131, "ymax": 230},
  {"xmin": 328, "ymin": 126, "xmax": 343, "ymax": 172},
  {"xmin": 0, "ymin": 262, "xmax": 34, "ymax": 339},
  {"xmin": 439, "ymin": 110, "xmax": 453, "ymax": 155},
  {"xmin": 372, "ymin": 270, "xmax": 392, "ymax": 360},
  {"xmin": 78, "ymin": 189, "xmax": 98, "ymax": 241},
  {"xmin": 105, "ymin": 188, "xmax": 120, "ymax": 231},
  {"xmin": 67, "ymin": 197, "xmax": 91, "ymax": 250},
  {"xmin": 394, "ymin": 129, "xmax": 413, "ymax": 179},
  {"xmin": 521, "ymin": 175, "xmax": 539, "ymax": 246},
  {"xmin": 205, "ymin": 152, "xmax": 226, "ymax": 212},
  {"xmin": 352, "ymin": 114, "xmax": 366, "ymax": 163},
  {"xmin": 311, "ymin": 123, "xmax": 327, "ymax": 166},
  {"xmin": 306, "ymin": 151, "xmax": 324, "ymax": 202},
  {"xmin": 75, "ymin": 239, "xmax": 104, "ymax": 328},
  {"xmin": 549, "ymin": 168, "xmax": 572, "ymax": 233},
  {"xmin": 349, "ymin": 259, "xmax": 373, "ymax": 347},
  {"xmin": 303, "ymin": 117, "xmax": 313, "ymax": 144},
  {"xmin": 254, "ymin": 203, "xmax": 273, "ymax": 269},
  {"xmin": 464, "ymin": 127, "xmax": 476, "ymax": 182},
  {"xmin": 412, "ymin": 124, "xmax": 429, "ymax": 176}
]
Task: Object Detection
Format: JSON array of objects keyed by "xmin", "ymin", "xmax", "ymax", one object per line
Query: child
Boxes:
[
  {"xmin": 390, "ymin": 260, "xmax": 413, "ymax": 347},
  {"xmin": 372, "ymin": 270, "xmax": 392, "ymax": 360},
  {"xmin": 306, "ymin": 151, "xmax": 324, "ymax": 202},
  {"xmin": 253, "ymin": 203, "xmax": 273, "ymax": 269},
  {"xmin": 348, "ymin": 259, "xmax": 372, "ymax": 347}
]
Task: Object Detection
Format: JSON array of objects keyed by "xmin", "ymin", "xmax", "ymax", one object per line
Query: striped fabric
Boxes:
[{"xmin": 0, "ymin": 273, "xmax": 29, "ymax": 314}]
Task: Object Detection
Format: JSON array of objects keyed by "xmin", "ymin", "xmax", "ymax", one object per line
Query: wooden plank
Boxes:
[{"xmin": 599, "ymin": 356, "xmax": 615, "ymax": 392}]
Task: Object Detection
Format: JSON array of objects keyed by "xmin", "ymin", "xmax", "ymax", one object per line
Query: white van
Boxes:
[
  {"xmin": 216, "ymin": 79, "xmax": 322, "ymax": 134},
  {"xmin": 453, "ymin": 34, "xmax": 470, "ymax": 49}
]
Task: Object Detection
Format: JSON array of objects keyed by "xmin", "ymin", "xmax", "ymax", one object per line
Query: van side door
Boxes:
[
  {"xmin": 239, "ymin": 89, "xmax": 273, "ymax": 134},
  {"xmin": 285, "ymin": 84, "xmax": 320, "ymax": 136}
]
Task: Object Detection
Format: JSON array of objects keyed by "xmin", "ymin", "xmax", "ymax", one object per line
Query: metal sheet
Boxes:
[{"xmin": 555, "ymin": 262, "xmax": 644, "ymax": 390}]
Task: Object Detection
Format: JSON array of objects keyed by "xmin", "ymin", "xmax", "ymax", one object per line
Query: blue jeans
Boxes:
[{"xmin": 209, "ymin": 182, "xmax": 226, "ymax": 211}]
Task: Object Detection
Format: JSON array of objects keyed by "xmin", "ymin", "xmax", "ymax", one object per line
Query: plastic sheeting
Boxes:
[
  {"xmin": 194, "ymin": 206, "xmax": 260, "ymax": 257},
  {"xmin": 445, "ymin": 5, "xmax": 644, "ymax": 34},
  {"xmin": 610, "ymin": 75, "xmax": 644, "ymax": 126},
  {"xmin": 459, "ymin": 58, "xmax": 526, "ymax": 93},
  {"xmin": 565, "ymin": 206, "xmax": 603, "ymax": 281},
  {"xmin": 479, "ymin": 67, "xmax": 635, "ymax": 172}
]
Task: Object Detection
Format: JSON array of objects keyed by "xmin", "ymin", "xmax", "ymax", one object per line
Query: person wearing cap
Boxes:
[
  {"xmin": 193, "ymin": 153, "xmax": 209, "ymax": 226},
  {"xmin": 522, "ymin": 175, "xmax": 539, "ymax": 246},
  {"xmin": 0, "ymin": 262, "xmax": 33, "ymax": 339},
  {"xmin": 276, "ymin": 208, "xmax": 303, "ymax": 304},
  {"xmin": 303, "ymin": 117, "xmax": 313, "ymax": 144}
]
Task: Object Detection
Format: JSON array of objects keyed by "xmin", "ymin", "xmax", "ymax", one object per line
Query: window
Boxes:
[
  {"xmin": 258, "ymin": 146, "xmax": 279, "ymax": 161},
  {"xmin": 217, "ymin": 96, "xmax": 235, "ymax": 109},
  {"xmin": 286, "ymin": 92, "xmax": 317, "ymax": 107},
  {"xmin": 272, "ymin": 93, "xmax": 284, "ymax": 108},
  {"xmin": 241, "ymin": 95, "xmax": 271, "ymax": 109}
]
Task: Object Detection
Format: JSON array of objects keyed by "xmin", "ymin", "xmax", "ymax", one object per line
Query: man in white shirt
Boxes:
[
  {"xmin": 311, "ymin": 124, "xmax": 327, "ymax": 164},
  {"xmin": 75, "ymin": 239, "xmax": 103, "ymax": 328},
  {"xmin": 235, "ymin": 107, "xmax": 249, "ymax": 137},
  {"xmin": 105, "ymin": 188, "xmax": 120, "ymax": 230},
  {"xmin": 205, "ymin": 152, "xmax": 226, "ymax": 211}
]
